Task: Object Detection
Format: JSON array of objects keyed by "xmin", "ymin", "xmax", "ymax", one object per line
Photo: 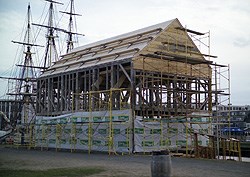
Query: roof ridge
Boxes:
[{"xmin": 67, "ymin": 18, "xmax": 177, "ymax": 55}]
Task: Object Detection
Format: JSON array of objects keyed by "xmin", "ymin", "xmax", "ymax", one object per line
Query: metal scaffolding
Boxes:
[{"xmin": 33, "ymin": 18, "xmax": 232, "ymax": 158}]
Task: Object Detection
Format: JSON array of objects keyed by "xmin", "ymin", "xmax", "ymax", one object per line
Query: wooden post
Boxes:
[{"xmin": 194, "ymin": 133, "xmax": 199, "ymax": 158}]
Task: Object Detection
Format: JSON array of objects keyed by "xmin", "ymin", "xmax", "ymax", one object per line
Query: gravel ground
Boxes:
[{"xmin": 0, "ymin": 146, "xmax": 250, "ymax": 177}]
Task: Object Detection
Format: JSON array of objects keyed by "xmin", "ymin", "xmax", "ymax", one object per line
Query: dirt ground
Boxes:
[{"xmin": 0, "ymin": 146, "xmax": 250, "ymax": 177}]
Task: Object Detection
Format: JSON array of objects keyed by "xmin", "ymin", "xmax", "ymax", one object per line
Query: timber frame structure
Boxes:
[
  {"xmin": 37, "ymin": 18, "xmax": 213, "ymax": 117},
  {"xmin": 35, "ymin": 18, "xmax": 227, "ymax": 154}
]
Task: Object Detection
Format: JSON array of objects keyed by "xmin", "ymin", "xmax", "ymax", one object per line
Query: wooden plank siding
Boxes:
[{"xmin": 133, "ymin": 57, "xmax": 211, "ymax": 78}]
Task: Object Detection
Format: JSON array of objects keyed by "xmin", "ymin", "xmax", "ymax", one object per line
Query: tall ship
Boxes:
[{"xmin": 0, "ymin": 0, "xmax": 83, "ymax": 144}]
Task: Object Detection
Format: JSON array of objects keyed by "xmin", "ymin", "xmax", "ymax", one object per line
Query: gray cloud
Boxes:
[
  {"xmin": 233, "ymin": 37, "xmax": 250, "ymax": 47},
  {"xmin": 230, "ymin": 2, "xmax": 250, "ymax": 14}
]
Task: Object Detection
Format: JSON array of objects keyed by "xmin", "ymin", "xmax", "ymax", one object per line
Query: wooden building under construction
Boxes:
[{"xmin": 34, "ymin": 18, "xmax": 218, "ymax": 154}]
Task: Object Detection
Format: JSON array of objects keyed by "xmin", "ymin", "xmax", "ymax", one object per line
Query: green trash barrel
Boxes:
[{"xmin": 151, "ymin": 150, "xmax": 172, "ymax": 177}]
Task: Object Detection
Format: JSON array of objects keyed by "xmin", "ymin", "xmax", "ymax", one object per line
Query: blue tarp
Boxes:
[{"xmin": 221, "ymin": 127, "xmax": 243, "ymax": 132}]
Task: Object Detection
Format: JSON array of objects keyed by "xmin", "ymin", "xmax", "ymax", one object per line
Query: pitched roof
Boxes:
[
  {"xmin": 70, "ymin": 19, "xmax": 175, "ymax": 54},
  {"xmin": 41, "ymin": 18, "xmax": 212, "ymax": 78},
  {"xmin": 41, "ymin": 19, "xmax": 176, "ymax": 77}
]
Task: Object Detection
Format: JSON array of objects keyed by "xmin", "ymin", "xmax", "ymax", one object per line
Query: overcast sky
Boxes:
[{"xmin": 0, "ymin": 0, "xmax": 249, "ymax": 105}]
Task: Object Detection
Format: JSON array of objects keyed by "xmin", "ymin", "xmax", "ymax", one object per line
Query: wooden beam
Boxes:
[
  {"xmin": 119, "ymin": 64, "xmax": 131, "ymax": 83},
  {"xmin": 175, "ymin": 27, "xmax": 205, "ymax": 35}
]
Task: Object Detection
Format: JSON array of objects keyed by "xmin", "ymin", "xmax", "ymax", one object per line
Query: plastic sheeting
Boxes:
[
  {"xmin": 34, "ymin": 110, "xmax": 210, "ymax": 153},
  {"xmin": 35, "ymin": 109, "xmax": 132, "ymax": 153},
  {"xmin": 134, "ymin": 117, "xmax": 210, "ymax": 152}
]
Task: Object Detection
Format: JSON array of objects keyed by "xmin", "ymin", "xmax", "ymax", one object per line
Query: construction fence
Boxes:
[{"xmin": 34, "ymin": 109, "xmax": 210, "ymax": 154}]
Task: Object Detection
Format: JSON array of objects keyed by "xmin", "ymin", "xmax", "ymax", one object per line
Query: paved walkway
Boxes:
[{"xmin": 0, "ymin": 146, "xmax": 250, "ymax": 177}]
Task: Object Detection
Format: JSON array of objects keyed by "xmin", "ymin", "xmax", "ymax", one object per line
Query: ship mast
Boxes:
[
  {"xmin": 33, "ymin": 0, "xmax": 63, "ymax": 70},
  {"xmin": 8, "ymin": 4, "xmax": 43, "ymax": 128},
  {"xmin": 60, "ymin": 0, "xmax": 84, "ymax": 53}
]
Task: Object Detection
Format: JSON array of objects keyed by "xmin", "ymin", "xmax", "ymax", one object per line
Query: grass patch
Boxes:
[{"xmin": 0, "ymin": 167, "xmax": 105, "ymax": 177}]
